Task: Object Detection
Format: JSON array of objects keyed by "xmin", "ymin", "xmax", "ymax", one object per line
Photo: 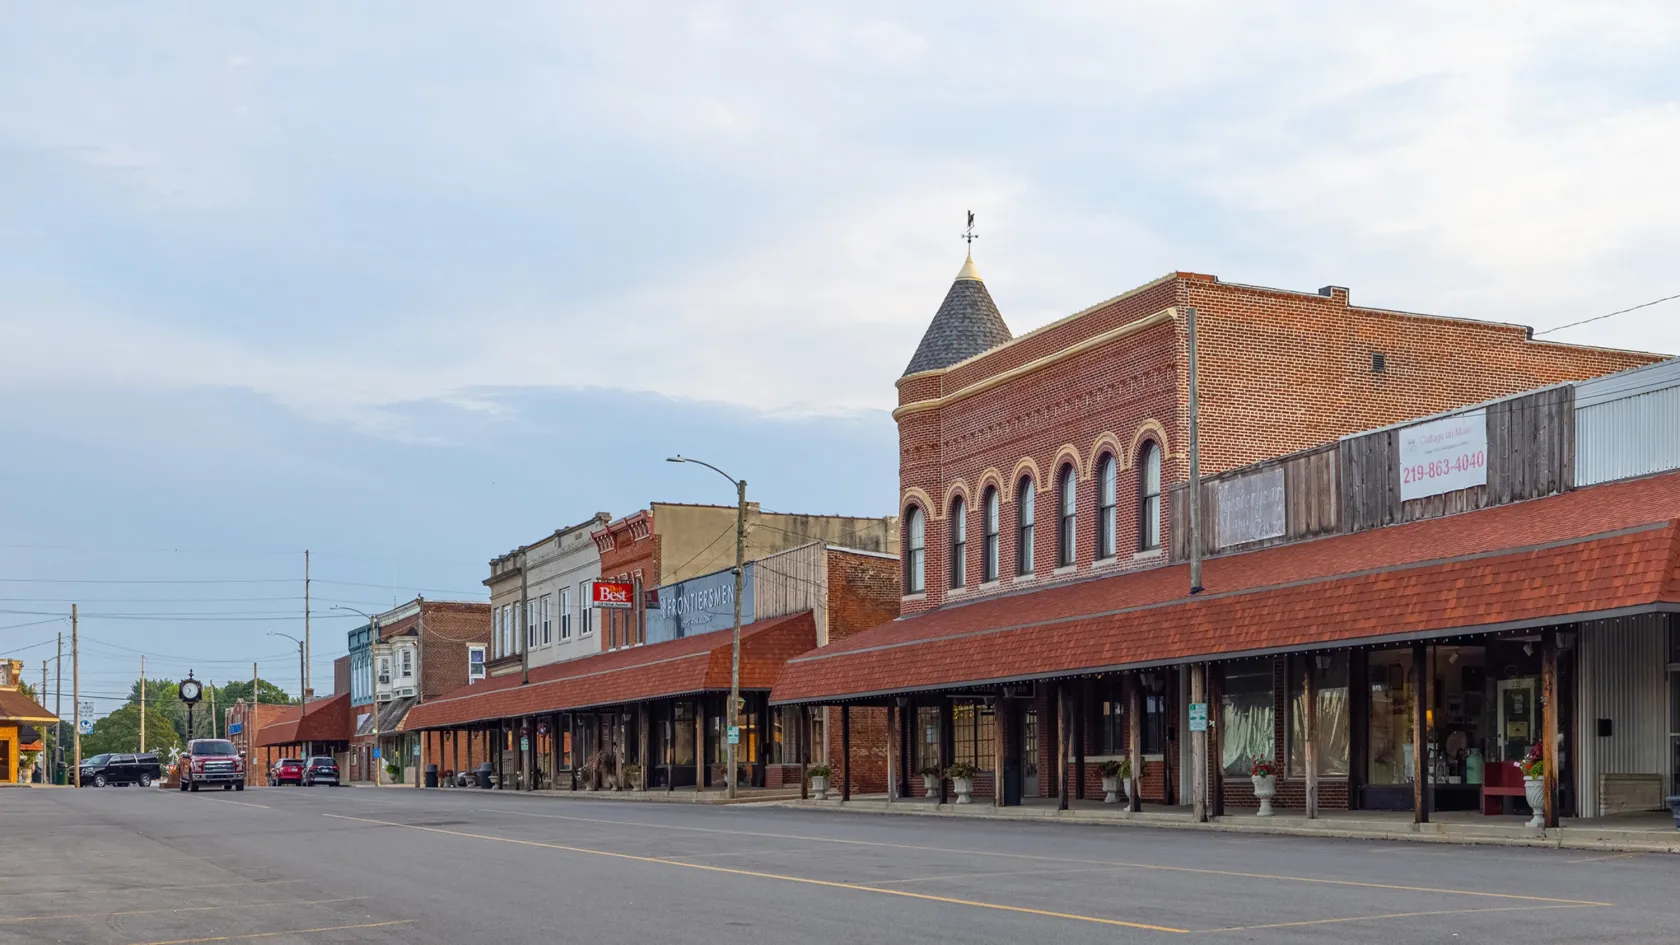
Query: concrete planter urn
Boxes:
[
  {"xmin": 1102, "ymin": 776, "xmax": 1121, "ymax": 804},
  {"xmin": 1251, "ymin": 775, "xmax": 1277, "ymax": 816},
  {"xmin": 953, "ymin": 777, "xmax": 974, "ymax": 804},
  {"xmin": 922, "ymin": 774, "xmax": 939, "ymax": 797},
  {"xmin": 810, "ymin": 772, "xmax": 830, "ymax": 801},
  {"xmin": 1524, "ymin": 778, "xmax": 1545, "ymax": 828},
  {"xmin": 1098, "ymin": 760, "xmax": 1132, "ymax": 805}
]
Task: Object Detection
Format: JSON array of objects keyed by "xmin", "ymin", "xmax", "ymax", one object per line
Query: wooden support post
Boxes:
[
  {"xmin": 1058, "ymin": 683, "xmax": 1071, "ymax": 811},
  {"xmin": 1127, "ymin": 674, "xmax": 1143, "ymax": 813},
  {"xmin": 1542, "ymin": 631, "xmax": 1560, "ymax": 829},
  {"xmin": 638, "ymin": 705, "xmax": 650, "ymax": 791},
  {"xmin": 1192, "ymin": 663, "xmax": 1207, "ymax": 823},
  {"xmin": 799, "ymin": 704, "xmax": 809, "ymax": 800},
  {"xmin": 1162, "ymin": 670, "xmax": 1176, "ymax": 805},
  {"xmin": 695, "ymin": 702, "xmax": 705, "ymax": 793},
  {"xmin": 899, "ymin": 699, "xmax": 912, "ymax": 800},
  {"xmin": 1304, "ymin": 661, "xmax": 1319, "ymax": 820},
  {"xmin": 1412, "ymin": 643, "xmax": 1429, "ymax": 824},
  {"xmin": 1208, "ymin": 664, "xmax": 1224, "ymax": 818},
  {"xmin": 993, "ymin": 691, "xmax": 1006, "ymax": 807},
  {"xmin": 1074, "ymin": 679, "xmax": 1086, "ymax": 800},
  {"xmin": 885, "ymin": 701, "xmax": 896, "ymax": 805},
  {"xmin": 939, "ymin": 699, "xmax": 953, "ymax": 805},
  {"xmin": 840, "ymin": 704, "xmax": 852, "ymax": 802}
]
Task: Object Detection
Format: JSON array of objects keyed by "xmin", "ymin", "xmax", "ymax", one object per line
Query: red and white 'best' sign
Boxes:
[{"xmin": 591, "ymin": 580, "xmax": 635, "ymax": 610}]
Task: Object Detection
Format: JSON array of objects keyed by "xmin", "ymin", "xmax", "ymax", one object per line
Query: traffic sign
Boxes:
[
  {"xmin": 520, "ymin": 737, "xmax": 529, "ymax": 751},
  {"xmin": 228, "ymin": 722, "xmax": 243, "ymax": 735},
  {"xmin": 726, "ymin": 725, "xmax": 740, "ymax": 745},
  {"xmin": 1188, "ymin": 702, "xmax": 1208, "ymax": 733},
  {"xmin": 372, "ymin": 748, "xmax": 381, "ymax": 759},
  {"xmin": 78, "ymin": 718, "xmax": 93, "ymax": 735}
]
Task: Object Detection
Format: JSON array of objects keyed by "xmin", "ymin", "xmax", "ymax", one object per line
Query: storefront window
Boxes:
[
  {"xmin": 1288, "ymin": 653, "xmax": 1349, "ymax": 778},
  {"xmin": 952, "ymin": 701, "xmax": 995, "ymax": 769},
  {"xmin": 1367, "ymin": 649, "xmax": 1413, "ymax": 786},
  {"xmin": 770, "ymin": 706, "xmax": 806, "ymax": 764},
  {"xmin": 915, "ymin": 706, "xmax": 940, "ymax": 773},
  {"xmin": 1140, "ymin": 676, "xmax": 1166, "ymax": 754},
  {"xmin": 1221, "ymin": 659, "xmax": 1274, "ymax": 776},
  {"xmin": 672, "ymin": 702, "xmax": 695, "ymax": 767},
  {"xmin": 1094, "ymin": 680, "xmax": 1124, "ymax": 755},
  {"xmin": 1668, "ymin": 672, "xmax": 1678, "ymax": 796}
]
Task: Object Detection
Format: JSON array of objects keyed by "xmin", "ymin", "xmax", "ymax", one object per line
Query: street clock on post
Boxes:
[{"xmin": 178, "ymin": 672, "xmax": 203, "ymax": 738}]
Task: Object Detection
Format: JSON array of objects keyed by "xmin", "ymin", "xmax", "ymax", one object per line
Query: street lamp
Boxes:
[
  {"xmin": 331, "ymin": 605, "xmax": 382, "ymax": 787},
  {"xmin": 268, "ymin": 630, "xmax": 308, "ymax": 758},
  {"xmin": 667, "ymin": 454, "xmax": 747, "ymax": 800}
]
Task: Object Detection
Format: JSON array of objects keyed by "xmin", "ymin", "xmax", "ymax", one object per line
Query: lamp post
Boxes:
[
  {"xmin": 667, "ymin": 454, "xmax": 747, "ymax": 800},
  {"xmin": 268, "ymin": 630, "xmax": 307, "ymax": 757},
  {"xmin": 331, "ymin": 606, "xmax": 381, "ymax": 787}
]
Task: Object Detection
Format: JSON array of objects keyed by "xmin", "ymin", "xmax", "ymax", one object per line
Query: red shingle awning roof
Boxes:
[
  {"xmin": 0, "ymin": 689, "xmax": 57, "ymax": 725},
  {"xmin": 771, "ymin": 472, "xmax": 1680, "ymax": 704},
  {"xmin": 404, "ymin": 611, "xmax": 817, "ymax": 731},
  {"xmin": 252, "ymin": 703, "xmax": 302, "ymax": 748},
  {"xmin": 250, "ymin": 694, "xmax": 350, "ymax": 747}
]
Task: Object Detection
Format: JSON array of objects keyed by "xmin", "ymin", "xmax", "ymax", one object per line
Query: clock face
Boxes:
[{"xmin": 180, "ymin": 680, "xmax": 202, "ymax": 702}]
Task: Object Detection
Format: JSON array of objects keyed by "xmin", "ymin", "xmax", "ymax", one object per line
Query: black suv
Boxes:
[
  {"xmin": 79, "ymin": 753, "xmax": 162, "ymax": 788},
  {"xmin": 303, "ymin": 756, "xmax": 341, "ymax": 786}
]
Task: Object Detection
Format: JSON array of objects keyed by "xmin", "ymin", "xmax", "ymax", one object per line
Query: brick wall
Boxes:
[
  {"xmin": 597, "ymin": 512, "xmax": 661, "ymax": 649},
  {"xmin": 895, "ymin": 272, "xmax": 1660, "ymax": 615},
  {"xmin": 826, "ymin": 550, "xmax": 901, "ymax": 645}
]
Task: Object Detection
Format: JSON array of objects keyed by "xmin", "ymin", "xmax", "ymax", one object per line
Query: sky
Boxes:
[{"xmin": 3, "ymin": 3, "xmax": 1679, "ymax": 716}]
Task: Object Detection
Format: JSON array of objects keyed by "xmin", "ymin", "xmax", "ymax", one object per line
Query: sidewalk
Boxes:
[
  {"xmin": 768, "ymin": 794, "xmax": 1680, "ymax": 854},
  {"xmin": 421, "ymin": 783, "xmax": 805, "ymax": 805}
]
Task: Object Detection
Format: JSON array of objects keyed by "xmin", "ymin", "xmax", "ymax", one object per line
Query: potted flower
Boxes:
[
  {"xmin": 1250, "ymin": 758, "xmax": 1279, "ymax": 816},
  {"xmin": 1519, "ymin": 744, "xmax": 1545, "ymax": 827},
  {"xmin": 808, "ymin": 764, "xmax": 832, "ymax": 801},
  {"xmin": 945, "ymin": 763, "xmax": 977, "ymax": 804},
  {"xmin": 1098, "ymin": 758, "xmax": 1132, "ymax": 805},
  {"xmin": 918, "ymin": 765, "xmax": 941, "ymax": 798},
  {"xmin": 622, "ymin": 763, "xmax": 643, "ymax": 792}
]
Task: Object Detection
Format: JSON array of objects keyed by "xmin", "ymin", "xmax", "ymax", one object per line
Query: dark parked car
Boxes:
[
  {"xmin": 178, "ymin": 738, "xmax": 246, "ymax": 792},
  {"xmin": 79, "ymin": 752, "xmax": 162, "ymax": 788},
  {"xmin": 269, "ymin": 758, "xmax": 305, "ymax": 786},
  {"xmin": 303, "ymin": 756, "xmax": 340, "ymax": 786}
]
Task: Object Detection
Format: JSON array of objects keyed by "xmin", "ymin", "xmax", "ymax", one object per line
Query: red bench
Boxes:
[{"xmin": 1481, "ymin": 760, "xmax": 1527, "ymax": 815}]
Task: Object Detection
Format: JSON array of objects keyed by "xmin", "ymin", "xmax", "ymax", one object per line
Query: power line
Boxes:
[
  {"xmin": 0, "ymin": 617, "xmax": 67, "ymax": 631},
  {"xmin": 1534, "ymin": 292, "xmax": 1680, "ymax": 337}
]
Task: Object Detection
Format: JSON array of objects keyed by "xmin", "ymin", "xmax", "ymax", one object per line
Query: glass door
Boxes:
[
  {"xmin": 1020, "ymin": 707, "xmax": 1039, "ymax": 797},
  {"xmin": 1669, "ymin": 671, "xmax": 1678, "ymax": 796}
]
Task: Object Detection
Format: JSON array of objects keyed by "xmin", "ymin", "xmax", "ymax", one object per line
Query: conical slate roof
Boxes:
[{"xmin": 902, "ymin": 255, "xmax": 1012, "ymax": 376}]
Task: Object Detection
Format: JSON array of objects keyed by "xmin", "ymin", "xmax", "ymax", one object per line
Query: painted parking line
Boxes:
[
  {"xmin": 326, "ymin": 813, "xmax": 1190, "ymax": 934},
  {"xmin": 471, "ymin": 806, "xmax": 1613, "ymax": 907},
  {"xmin": 0, "ymin": 897, "xmax": 367, "ymax": 924},
  {"xmin": 1201, "ymin": 902, "xmax": 1603, "ymax": 933},
  {"xmin": 126, "ymin": 920, "xmax": 412, "ymax": 945},
  {"xmin": 174, "ymin": 796, "xmax": 272, "ymax": 810}
]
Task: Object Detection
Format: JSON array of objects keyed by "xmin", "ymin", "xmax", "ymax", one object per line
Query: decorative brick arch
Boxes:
[
  {"xmin": 900, "ymin": 486, "xmax": 936, "ymax": 520},
  {"xmin": 943, "ymin": 480, "xmax": 972, "ymax": 518},
  {"xmin": 975, "ymin": 467, "xmax": 1006, "ymax": 501},
  {"xmin": 1126, "ymin": 420, "xmax": 1172, "ymax": 468},
  {"xmin": 1089, "ymin": 432, "xmax": 1125, "ymax": 474},
  {"xmin": 1008, "ymin": 457, "xmax": 1044, "ymax": 500},
  {"xmin": 1051, "ymin": 444, "xmax": 1085, "ymax": 481}
]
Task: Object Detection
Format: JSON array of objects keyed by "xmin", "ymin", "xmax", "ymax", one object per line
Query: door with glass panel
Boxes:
[{"xmin": 1020, "ymin": 707, "xmax": 1039, "ymax": 797}]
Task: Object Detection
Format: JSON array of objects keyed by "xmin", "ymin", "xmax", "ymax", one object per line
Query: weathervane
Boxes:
[{"xmin": 961, "ymin": 210, "xmax": 978, "ymax": 249}]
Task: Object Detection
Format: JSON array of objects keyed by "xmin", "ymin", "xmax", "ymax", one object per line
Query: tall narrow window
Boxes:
[
  {"xmin": 1139, "ymin": 442, "xmax": 1162, "ymax": 551},
  {"xmin": 982, "ymin": 487, "xmax": 999, "ymax": 582},
  {"xmin": 1097, "ymin": 454, "xmax": 1117, "ymax": 560},
  {"xmin": 1057, "ymin": 465, "xmax": 1077, "ymax": 568},
  {"xmin": 579, "ymin": 582, "xmax": 594, "ymax": 635},
  {"xmin": 949, "ymin": 496, "xmax": 967, "ymax": 589},
  {"xmin": 905, "ymin": 505, "xmax": 926, "ymax": 594},
  {"xmin": 1016, "ymin": 477, "xmax": 1035, "ymax": 576},
  {"xmin": 526, "ymin": 600, "xmax": 537, "ymax": 649},
  {"xmin": 559, "ymin": 587, "xmax": 572, "ymax": 640},
  {"xmin": 540, "ymin": 594, "xmax": 552, "ymax": 645},
  {"xmin": 400, "ymin": 649, "xmax": 412, "ymax": 679}
]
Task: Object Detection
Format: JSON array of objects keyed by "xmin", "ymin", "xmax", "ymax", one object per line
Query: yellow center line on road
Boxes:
[
  {"xmin": 469, "ymin": 806, "xmax": 1612, "ymax": 906},
  {"xmin": 183, "ymin": 796, "xmax": 272, "ymax": 810},
  {"xmin": 126, "ymin": 920, "xmax": 412, "ymax": 945},
  {"xmin": 325, "ymin": 813, "xmax": 1189, "ymax": 934},
  {"xmin": 0, "ymin": 897, "xmax": 368, "ymax": 924},
  {"xmin": 1201, "ymin": 902, "xmax": 1603, "ymax": 933}
]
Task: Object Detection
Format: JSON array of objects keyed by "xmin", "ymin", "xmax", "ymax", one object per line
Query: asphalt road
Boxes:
[{"xmin": 7, "ymin": 785, "xmax": 1680, "ymax": 945}]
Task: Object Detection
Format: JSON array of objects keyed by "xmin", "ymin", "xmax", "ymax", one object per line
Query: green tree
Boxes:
[
  {"xmin": 216, "ymin": 679, "xmax": 295, "ymax": 708},
  {"xmin": 81, "ymin": 704, "xmax": 182, "ymax": 758}
]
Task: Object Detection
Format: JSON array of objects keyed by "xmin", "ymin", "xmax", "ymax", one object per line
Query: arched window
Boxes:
[
  {"xmin": 949, "ymin": 496, "xmax": 967, "ymax": 589},
  {"xmin": 1016, "ymin": 477, "xmax": 1035, "ymax": 576},
  {"xmin": 905, "ymin": 505, "xmax": 926, "ymax": 594},
  {"xmin": 982, "ymin": 487, "xmax": 1000, "ymax": 582},
  {"xmin": 1096, "ymin": 454, "xmax": 1118, "ymax": 559},
  {"xmin": 1139, "ymin": 442, "xmax": 1162, "ymax": 551},
  {"xmin": 1056, "ymin": 465, "xmax": 1077, "ymax": 568}
]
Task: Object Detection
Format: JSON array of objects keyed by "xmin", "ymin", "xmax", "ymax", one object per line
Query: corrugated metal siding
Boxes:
[
  {"xmin": 1575, "ymin": 359, "xmax": 1680, "ymax": 487},
  {"xmin": 1576, "ymin": 615, "xmax": 1669, "ymax": 817},
  {"xmin": 753, "ymin": 541, "xmax": 828, "ymax": 644}
]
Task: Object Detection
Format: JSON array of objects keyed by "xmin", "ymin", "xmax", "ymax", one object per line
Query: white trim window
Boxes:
[
  {"xmin": 527, "ymin": 600, "xmax": 538, "ymax": 650},
  {"xmin": 400, "ymin": 648, "xmax": 413, "ymax": 679},
  {"xmin": 579, "ymin": 582, "xmax": 594, "ymax": 635},
  {"xmin": 904, "ymin": 505, "xmax": 926, "ymax": 594},
  {"xmin": 492, "ymin": 607, "xmax": 503, "ymax": 658},
  {"xmin": 540, "ymin": 594, "xmax": 552, "ymax": 646},
  {"xmin": 468, "ymin": 646, "xmax": 486, "ymax": 682},
  {"xmin": 559, "ymin": 587, "xmax": 572, "ymax": 640}
]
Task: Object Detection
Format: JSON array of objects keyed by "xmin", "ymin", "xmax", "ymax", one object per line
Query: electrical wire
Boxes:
[{"xmin": 1533, "ymin": 292, "xmax": 1680, "ymax": 337}]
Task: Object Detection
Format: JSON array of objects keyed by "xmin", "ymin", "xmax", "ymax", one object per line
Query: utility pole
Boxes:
[
  {"xmin": 54, "ymin": 632, "xmax": 62, "ymax": 785},
  {"xmin": 71, "ymin": 605, "xmax": 80, "ymax": 788},
  {"xmin": 251, "ymin": 662, "xmax": 259, "ymax": 785},
  {"xmin": 140, "ymin": 656, "xmax": 146, "ymax": 753},
  {"xmin": 209, "ymin": 680, "xmax": 218, "ymax": 739},
  {"xmin": 1186, "ymin": 305, "xmax": 1205, "ymax": 595},
  {"xmin": 416, "ymin": 599, "xmax": 425, "ymax": 791},
  {"xmin": 303, "ymin": 550, "xmax": 312, "ymax": 702},
  {"xmin": 519, "ymin": 556, "xmax": 530, "ymax": 686},
  {"xmin": 727, "ymin": 477, "xmax": 746, "ymax": 800}
]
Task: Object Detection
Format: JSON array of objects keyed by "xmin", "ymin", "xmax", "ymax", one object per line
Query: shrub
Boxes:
[
  {"xmin": 1098, "ymin": 758, "xmax": 1131, "ymax": 779},
  {"xmin": 917, "ymin": 766, "xmax": 942, "ymax": 777},
  {"xmin": 807, "ymin": 765, "xmax": 832, "ymax": 779},
  {"xmin": 944, "ymin": 763, "xmax": 977, "ymax": 780}
]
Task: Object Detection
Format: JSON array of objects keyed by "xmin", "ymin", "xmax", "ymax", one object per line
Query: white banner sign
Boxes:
[
  {"xmin": 1398, "ymin": 410, "xmax": 1488, "ymax": 501},
  {"xmin": 1215, "ymin": 467, "xmax": 1286, "ymax": 548}
]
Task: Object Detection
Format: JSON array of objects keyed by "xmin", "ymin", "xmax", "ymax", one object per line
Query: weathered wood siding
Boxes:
[{"xmin": 1170, "ymin": 443, "xmax": 1340, "ymax": 560}]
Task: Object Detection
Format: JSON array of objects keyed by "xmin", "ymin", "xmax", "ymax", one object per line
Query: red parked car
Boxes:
[
  {"xmin": 177, "ymin": 738, "xmax": 246, "ymax": 792},
  {"xmin": 269, "ymin": 758, "xmax": 305, "ymax": 786}
]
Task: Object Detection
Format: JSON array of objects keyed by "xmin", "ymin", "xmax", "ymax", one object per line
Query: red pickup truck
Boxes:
[{"xmin": 177, "ymin": 738, "xmax": 246, "ymax": 792}]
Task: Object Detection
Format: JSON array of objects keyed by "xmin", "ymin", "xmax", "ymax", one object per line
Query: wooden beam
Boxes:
[
  {"xmin": 993, "ymin": 690, "xmax": 1006, "ymax": 807},
  {"xmin": 885, "ymin": 701, "xmax": 896, "ymax": 805},
  {"xmin": 1058, "ymin": 682, "xmax": 1071, "ymax": 811},
  {"xmin": 638, "ymin": 705, "xmax": 650, "ymax": 791},
  {"xmin": 1208, "ymin": 663, "xmax": 1224, "ymax": 817},
  {"xmin": 1127, "ymin": 673, "xmax": 1143, "ymax": 813},
  {"xmin": 840, "ymin": 704, "xmax": 852, "ymax": 802},
  {"xmin": 799, "ymin": 704, "xmax": 809, "ymax": 800},
  {"xmin": 1192, "ymin": 663, "xmax": 1207, "ymax": 823},
  {"xmin": 1542, "ymin": 630, "xmax": 1560, "ymax": 829},
  {"xmin": 1162, "ymin": 670, "xmax": 1176, "ymax": 805},
  {"xmin": 695, "ymin": 701, "xmax": 705, "ymax": 794},
  {"xmin": 939, "ymin": 698, "xmax": 953, "ymax": 805},
  {"xmin": 1411, "ymin": 642, "xmax": 1429, "ymax": 824},
  {"xmin": 1074, "ymin": 679, "xmax": 1086, "ymax": 801},
  {"xmin": 1304, "ymin": 660, "xmax": 1319, "ymax": 819}
]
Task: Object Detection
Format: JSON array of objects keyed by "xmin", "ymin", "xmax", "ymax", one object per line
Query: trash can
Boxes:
[
  {"xmin": 1667, "ymin": 795, "xmax": 1680, "ymax": 830},
  {"xmin": 424, "ymin": 764, "xmax": 439, "ymax": 789},
  {"xmin": 476, "ymin": 762, "xmax": 494, "ymax": 789}
]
